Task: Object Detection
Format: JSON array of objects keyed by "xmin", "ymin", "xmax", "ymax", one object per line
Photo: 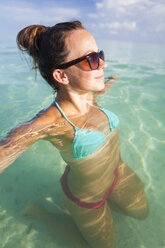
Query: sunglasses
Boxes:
[{"xmin": 57, "ymin": 50, "xmax": 105, "ymax": 70}]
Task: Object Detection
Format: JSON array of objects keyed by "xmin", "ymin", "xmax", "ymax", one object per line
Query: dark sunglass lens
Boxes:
[
  {"xmin": 89, "ymin": 53, "xmax": 99, "ymax": 69},
  {"xmin": 99, "ymin": 50, "xmax": 105, "ymax": 61}
]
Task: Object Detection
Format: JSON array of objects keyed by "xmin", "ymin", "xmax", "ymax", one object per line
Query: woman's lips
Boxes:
[{"xmin": 95, "ymin": 74, "xmax": 104, "ymax": 79}]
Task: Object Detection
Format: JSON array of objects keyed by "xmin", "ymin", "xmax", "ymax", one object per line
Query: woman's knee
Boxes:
[
  {"xmin": 109, "ymin": 162, "xmax": 149, "ymax": 220},
  {"xmin": 82, "ymin": 224, "xmax": 116, "ymax": 248},
  {"xmin": 124, "ymin": 190, "xmax": 149, "ymax": 220}
]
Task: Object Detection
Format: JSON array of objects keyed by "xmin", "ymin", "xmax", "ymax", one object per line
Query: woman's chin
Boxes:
[{"xmin": 95, "ymin": 82, "xmax": 105, "ymax": 92}]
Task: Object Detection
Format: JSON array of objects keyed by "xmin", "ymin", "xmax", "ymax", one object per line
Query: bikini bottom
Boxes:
[{"xmin": 60, "ymin": 165, "xmax": 119, "ymax": 209}]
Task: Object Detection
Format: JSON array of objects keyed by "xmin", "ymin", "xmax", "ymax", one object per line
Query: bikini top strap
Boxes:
[
  {"xmin": 87, "ymin": 100, "xmax": 112, "ymax": 131},
  {"xmin": 54, "ymin": 99, "xmax": 77, "ymax": 129},
  {"xmin": 86, "ymin": 100, "xmax": 101, "ymax": 110}
]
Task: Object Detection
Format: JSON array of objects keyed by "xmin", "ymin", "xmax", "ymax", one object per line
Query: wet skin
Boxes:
[{"xmin": 0, "ymin": 29, "xmax": 148, "ymax": 248}]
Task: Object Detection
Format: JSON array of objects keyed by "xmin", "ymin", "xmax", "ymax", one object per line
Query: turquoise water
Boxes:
[{"xmin": 0, "ymin": 39, "xmax": 165, "ymax": 248}]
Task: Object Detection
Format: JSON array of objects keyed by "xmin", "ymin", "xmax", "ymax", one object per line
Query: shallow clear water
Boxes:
[{"xmin": 0, "ymin": 39, "xmax": 165, "ymax": 248}]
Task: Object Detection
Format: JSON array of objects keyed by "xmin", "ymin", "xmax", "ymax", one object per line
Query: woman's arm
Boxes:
[
  {"xmin": 0, "ymin": 119, "xmax": 49, "ymax": 174},
  {"xmin": 86, "ymin": 76, "xmax": 119, "ymax": 106},
  {"xmin": 93, "ymin": 75, "xmax": 119, "ymax": 98}
]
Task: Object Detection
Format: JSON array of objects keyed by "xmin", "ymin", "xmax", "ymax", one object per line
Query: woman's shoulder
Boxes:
[{"xmin": 32, "ymin": 102, "xmax": 62, "ymax": 127}]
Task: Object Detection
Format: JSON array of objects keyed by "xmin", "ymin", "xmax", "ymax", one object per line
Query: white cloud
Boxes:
[
  {"xmin": 122, "ymin": 21, "xmax": 137, "ymax": 31},
  {"xmin": 88, "ymin": 13, "xmax": 98, "ymax": 19},
  {"xmin": 99, "ymin": 21, "xmax": 137, "ymax": 32},
  {"xmin": 96, "ymin": 0, "xmax": 149, "ymax": 9},
  {"xmin": 96, "ymin": 2, "xmax": 104, "ymax": 9},
  {"xmin": 0, "ymin": 1, "xmax": 80, "ymax": 24},
  {"xmin": 94, "ymin": 0, "xmax": 165, "ymax": 40},
  {"xmin": 119, "ymin": 0, "xmax": 140, "ymax": 6},
  {"xmin": 0, "ymin": 0, "xmax": 164, "ymax": 43},
  {"xmin": 95, "ymin": 0, "xmax": 165, "ymax": 19},
  {"xmin": 109, "ymin": 30, "xmax": 118, "ymax": 35},
  {"xmin": 148, "ymin": 3, "xmax": 165, "ymax": 18},
  {"xmin": 155, "ymin": 23, "xmax": 165, "ymax": 32}
]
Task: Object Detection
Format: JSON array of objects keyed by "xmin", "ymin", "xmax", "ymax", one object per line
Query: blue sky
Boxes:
[{"xmin": 0, "ymin": 0, "xmax": 165, "ymax": 44}]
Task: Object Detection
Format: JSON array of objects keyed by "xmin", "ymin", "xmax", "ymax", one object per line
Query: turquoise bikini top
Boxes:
[{"xmin": 55, "ymin": 99, "xmax": 119, "ymax": 160}]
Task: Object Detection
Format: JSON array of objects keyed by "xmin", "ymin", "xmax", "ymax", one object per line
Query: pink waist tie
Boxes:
[{"xmin": 60, "ymin": 166, "xmax": 119, "ymax": 209}]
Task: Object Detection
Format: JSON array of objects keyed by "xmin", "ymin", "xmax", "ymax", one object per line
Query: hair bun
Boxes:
[{"xmin": 17, "ymin": 25, "xmax": 48, "ymax": 59}]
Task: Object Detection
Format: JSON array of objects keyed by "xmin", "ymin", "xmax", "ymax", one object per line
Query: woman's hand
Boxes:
[
  {"xmin": 105, "ymin": 75, "xmax": 119, "ymax": 84},
  {"xmin": 94, "ymin": 75, "xmax": 119, "ymax": 97}
]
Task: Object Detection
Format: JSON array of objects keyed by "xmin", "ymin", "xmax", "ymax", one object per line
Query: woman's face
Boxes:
[{"xmin": 63, "ymin": 29, "xmax": 107, "ymax": 93}]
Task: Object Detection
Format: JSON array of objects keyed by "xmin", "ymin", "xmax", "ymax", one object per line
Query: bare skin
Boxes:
[
  {"xmin": 21, "ymin": 202, "xmax": 91, "ymax": 248},
  {"xmin": 0, "ymin": 29, "xmax": 148, "ymax": 248}
]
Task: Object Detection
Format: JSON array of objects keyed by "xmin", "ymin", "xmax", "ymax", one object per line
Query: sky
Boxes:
[{"xmin": 0, "ymin": 0, "xmax": 165, "ymax": 44}]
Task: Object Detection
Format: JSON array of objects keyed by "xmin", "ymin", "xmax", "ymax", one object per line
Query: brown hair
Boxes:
[{"xmin": 17, "ymin": 21, "xmax": 85, "ymax": 92}]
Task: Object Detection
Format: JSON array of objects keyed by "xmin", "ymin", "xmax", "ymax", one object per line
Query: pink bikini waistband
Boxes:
[{"xmin": 60, "ymin": 165, "xmax": 119, "ymax": 209}]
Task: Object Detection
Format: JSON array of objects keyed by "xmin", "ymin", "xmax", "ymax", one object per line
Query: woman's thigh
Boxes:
[
  {"xmin": 108, "ymin": 162, "xmax": 149, "ymax": 220},
  {"xmin": 63, "ymin": 194, "xmax": 116, "ymax": 248}
]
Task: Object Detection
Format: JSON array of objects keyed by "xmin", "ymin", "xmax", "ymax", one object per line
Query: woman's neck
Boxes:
[{"xmin": 56, "ymin": 87, "xmax": 90, "ymax": 114}]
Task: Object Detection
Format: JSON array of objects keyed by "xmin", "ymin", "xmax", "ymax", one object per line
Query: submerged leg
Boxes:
[
  {"xmin": 21, "ymin": 202, "xmax": 90, "ymax": 248},
  {"xmin": 107, "ymin": 162, "xmax": 149, "ymax": 220},
  {"xmin": 63, "ymin": 194, "xmax": 116, "ymax": 248}
]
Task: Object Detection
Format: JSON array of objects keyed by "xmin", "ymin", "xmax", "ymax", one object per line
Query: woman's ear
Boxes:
[{"xmin": 52, "ymin": 69, "xmax": 69, "ymax": 85}]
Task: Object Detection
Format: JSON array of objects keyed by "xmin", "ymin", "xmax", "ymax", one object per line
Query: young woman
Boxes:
[{"xmin": 0, "ymin": 21, "xmax": 148, "ymax": 248}]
